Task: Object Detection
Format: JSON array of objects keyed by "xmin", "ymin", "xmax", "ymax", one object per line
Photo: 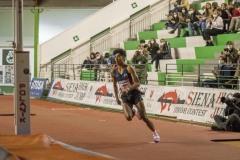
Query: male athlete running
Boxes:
[{"xmin": 111, "ymin": 48, "xmax": 160, "ymax": 143}]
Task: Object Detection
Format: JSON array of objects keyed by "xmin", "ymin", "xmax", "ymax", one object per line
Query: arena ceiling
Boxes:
[{"xmin": 0, "ymin": 0, "xmax": 114, "ymax": 8}]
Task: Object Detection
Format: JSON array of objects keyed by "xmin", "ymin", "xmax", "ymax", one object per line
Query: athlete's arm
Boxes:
[
  {"xmin": 111, "ymin": 68, "xmax": 121, "ymax": 105},
  {"xmin": 127, "ymin": 65, "xmax": 140, "ymax": 90}
]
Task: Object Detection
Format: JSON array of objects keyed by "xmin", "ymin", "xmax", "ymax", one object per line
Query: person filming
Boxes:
[{"xmin": 211, "ymin": 92, "xmax": 240, "ymax": 132}]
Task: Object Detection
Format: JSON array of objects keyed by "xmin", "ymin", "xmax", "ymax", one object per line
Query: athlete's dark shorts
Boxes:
[{"xmin": 121, "ymin": 89, "xmax": 143, "ymax": 105}]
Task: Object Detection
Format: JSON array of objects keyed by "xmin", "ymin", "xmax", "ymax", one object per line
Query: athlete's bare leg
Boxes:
[
  {"xmin": 135, "ymin": 100, "xmax": 155, "ymax": 132},
  {"xmin": 122, "ymin": 103, "xmax": 134, "ymax": 121}
]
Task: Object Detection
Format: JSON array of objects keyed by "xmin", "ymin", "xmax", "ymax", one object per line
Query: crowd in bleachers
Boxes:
[
  {"xmin": 79, "ymin": 0, "xmax": 240, "ymax": 89},
  {"xmin": 166, "ymin": 0, "xmax": 240, "ymax": 46}
]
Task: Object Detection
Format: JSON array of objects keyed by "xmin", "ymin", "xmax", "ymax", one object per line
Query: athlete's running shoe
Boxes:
[{"xmin": 153, "ymin": 133, "xmax": 160, "ymax": 143}]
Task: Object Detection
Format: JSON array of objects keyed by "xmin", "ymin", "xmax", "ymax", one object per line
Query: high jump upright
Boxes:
[{"xmin": 14, "ymin": 0, "xmax": 30, "ymax": 135}]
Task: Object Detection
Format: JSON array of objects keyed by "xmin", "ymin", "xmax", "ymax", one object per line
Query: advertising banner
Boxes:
[
  {"xmin": 176, "ymin": 87, "xmax": 237, "ymax": 123},
  {"xmin": 30, "ymin": 78, "xmax": 47, "ymax": 98},
  {"xmin": 48, "ymin": 79, "xmax": 238, "ymax": 124}
]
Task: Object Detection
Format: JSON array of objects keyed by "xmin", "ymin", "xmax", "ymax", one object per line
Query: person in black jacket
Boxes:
[
  {"xmin": 151, "ymin": 39, "xmax": 172, "ymax": 72},
  {"xmin": 211, "ymin": 92, "xmax": 240, "ymax": 132}
]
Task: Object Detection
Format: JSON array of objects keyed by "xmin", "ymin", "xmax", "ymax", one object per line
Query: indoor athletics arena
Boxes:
[{"xmin": 1, "ymin": 0, "xmax": 240, "ymax": 159}]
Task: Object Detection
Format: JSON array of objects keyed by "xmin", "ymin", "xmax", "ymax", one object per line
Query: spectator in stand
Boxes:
[
  {"xmin": 180, "ymin": 0, "xmax": 190, "ymax": 10},
  {"xmin": 109, "ymin": 54, "xmax": 116, "ymax": 65},
  {"xmin": 81, "ymin": 52, "xmax": 96, "ymax": 70},
  {"xmin": 221, "ymin": 41, "xmax": 239, "ymax": 87},
  {"xmin": 142, "ymin": 44, "xmax": 152, "ymax": 61},
  {"xmin": 198, "ymin": 3, "xmax": 213, "ymax": 35},
  {"xmin": 94, "ymin": 52, "xmax": 104, "ymax": 81},
  {"xmin": 131, "ymin": 50, "xmax": 149, "ymax": 84},
  {"xmin": 203, "ymin": 56, "xmax": 232, "ymax": 88},
  {"xmin": 187, "ymin": 5, "xmax": 201, "ymax": 36},
  {"xmin": 81, "ymin": 56, "xmax": 93, "ymax": 70},
  {"xmin": 212, "ymin": 2, "xmax": 219, "ymax": 10},
  {"xmin": 99, "ymin": 52, "xmax": 112, "ymax": 82},
  {"xmin": 203, "ymin": 9, "xmax": 224, "ymax": 46},
  {"xmin": 140, "ymin": 39, "xmax": 146, "ymax": 48},
  {"xmin": 170, "ymin": 0, "xmax": 182, "ymax": 13},
  {"xmin": 168, "ymin": 7, "xmax": 191, "ymax": 37},
  {"xmin": 148, "ymin": 38, "xmax": 159, "ymax": 60},
  {"xmin": 165, "ymin": 12, "xmax": 179, "ymax": 29},
  {"xmin": 225, "ymin": 46, "xmax": 240, "ymax": 87},
  {"xmin": 221, "ymin": 41, "xmax": 239, "ymax": 65},
  {"xmin": 151, "ymin": 39, "xmax": 171, "ymax": 72},
  {"xmin": 225, "ymin": 5, "xmax": 240, "ymax": 33},
  {"xmin": 220, "ymin": 3, "xmax": 232, "ymax": 32}
]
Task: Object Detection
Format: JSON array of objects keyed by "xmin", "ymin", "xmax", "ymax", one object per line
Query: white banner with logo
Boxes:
[{"xmin": 48, "ymin": 79, "xmax": 238, "ymax": 124}]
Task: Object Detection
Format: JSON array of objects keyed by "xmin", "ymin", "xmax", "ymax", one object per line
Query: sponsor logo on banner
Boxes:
[
  {"xmin": 51, "ymin": 80, "xmax": 64, "ymax": 95},
  {"xmin": 157, "ymin": 90, "xmax": 185, "ymax": 113},
  {"xmin": 174, "ymin": 88, "xmax": 237, "ymax": 123},
  {"xmin": 2, "ymin": 49, "xmax": 14, "ymax": 65},
  {"xmin": 30, "ymin": 78, "xmax": 47, "ymax": 98},
  {"xmin": 95, "ymin": 84, "xmax": 114, "ymax": 103}
]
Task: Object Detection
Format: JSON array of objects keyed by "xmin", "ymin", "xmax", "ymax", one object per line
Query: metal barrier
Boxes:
[
  {"xmin": 165, "ymin": 63, "xmax": 239, "ymax": 90},
  {"xmin": 39, "ymin": 63, "xmax": 149, "ymax": 84}
]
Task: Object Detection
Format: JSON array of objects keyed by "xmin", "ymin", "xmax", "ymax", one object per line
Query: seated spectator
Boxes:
[
  {"xmin": 165, "ymin": 12, "xmax": 179, "ymax": 29},
  {"xmin": 198, "ymin": 3, "xmax": 212, "ymax": 35},
  {"xmin": 187, "ymin": 5, "xmax": 201, "ymax": 36},
  {"xmin": 225, "ymin": 5, "xmax": 240, "ymax": 33},
  {"xmin": 219, "ymin": 3, "xmax": 231, "ymax": 32},
  {"xmin": 170, "ymin": 0, "xmax": 182, "ymax": 13},
  {"xmin": 203, "ymin": 56, "xmax": 232, "ymax": 88},
  {"xmin": 168, "ymin": 7, "xmax": 191, "ymax": 37},
  {"xmin": 203, "ymin": 9, "xmax": 224, "ymax": 46}
]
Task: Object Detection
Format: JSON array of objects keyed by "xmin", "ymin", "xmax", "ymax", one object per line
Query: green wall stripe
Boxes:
[
  {"xmin": 158, "ymin": 72, "xmax": 165, "ymax": 86},
  {"xmin": 165, "ymin": 37, "xmax": 186, "ymax": 48},
  {"xmin": 195, "ymin": 46, "xmax": 225, "ymax": 59},
  {"xmin": 176, "ymin": 59, "xmax": 205, "ymax": 72},
  {"xmin": 34, "ymin": 9, "xmax": 40, "ymax": 78},
  {"xmin": 152, "ymin": 22, "xmax": 166, "ymax": 31},
  {"xmin": 138, "ymin": 31, "xmax": 157, "ymax": 40},
  {"xmin": 214, "ymin": 33, "xmax": 240, "ymax": 46},
  {"xmin": 124, "ymin": 41, "xmax": 140, "ymax": 50}
]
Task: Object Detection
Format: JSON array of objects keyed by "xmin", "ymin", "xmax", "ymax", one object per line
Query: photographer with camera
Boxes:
[
  {"xmin": 211, "ymin": 92, "xmax": 240, "ymax": 132},
  {"xmin": 221, "ymin": 41, "xmax": 239, "ymax": 65}
]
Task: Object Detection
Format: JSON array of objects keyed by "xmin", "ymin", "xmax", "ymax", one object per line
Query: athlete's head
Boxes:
[{"xmin": 113, "ymin": 48, "xmax": 126, "ymax": 65}]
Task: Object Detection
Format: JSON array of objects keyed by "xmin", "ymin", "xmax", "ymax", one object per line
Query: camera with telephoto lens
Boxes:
[
  {"xmin": 224, "ymin": 48, "xmax": 229, "ymax": 52},
  {"xmin": 221, "ymin": 97, "xmax": 236, "ymax": 106}
]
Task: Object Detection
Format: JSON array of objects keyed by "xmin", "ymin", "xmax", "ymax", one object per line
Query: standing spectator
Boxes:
[
  {"xmin": 81, "ymin": 56, "xmax": 93, "ymax": 70},
  {"xmin": 151, "ymin": 39, "xmax": 171, "ymax": 72},
  {"xmin": 131, "ymin": 50, "xmax": 149, "ymax": 84}
]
